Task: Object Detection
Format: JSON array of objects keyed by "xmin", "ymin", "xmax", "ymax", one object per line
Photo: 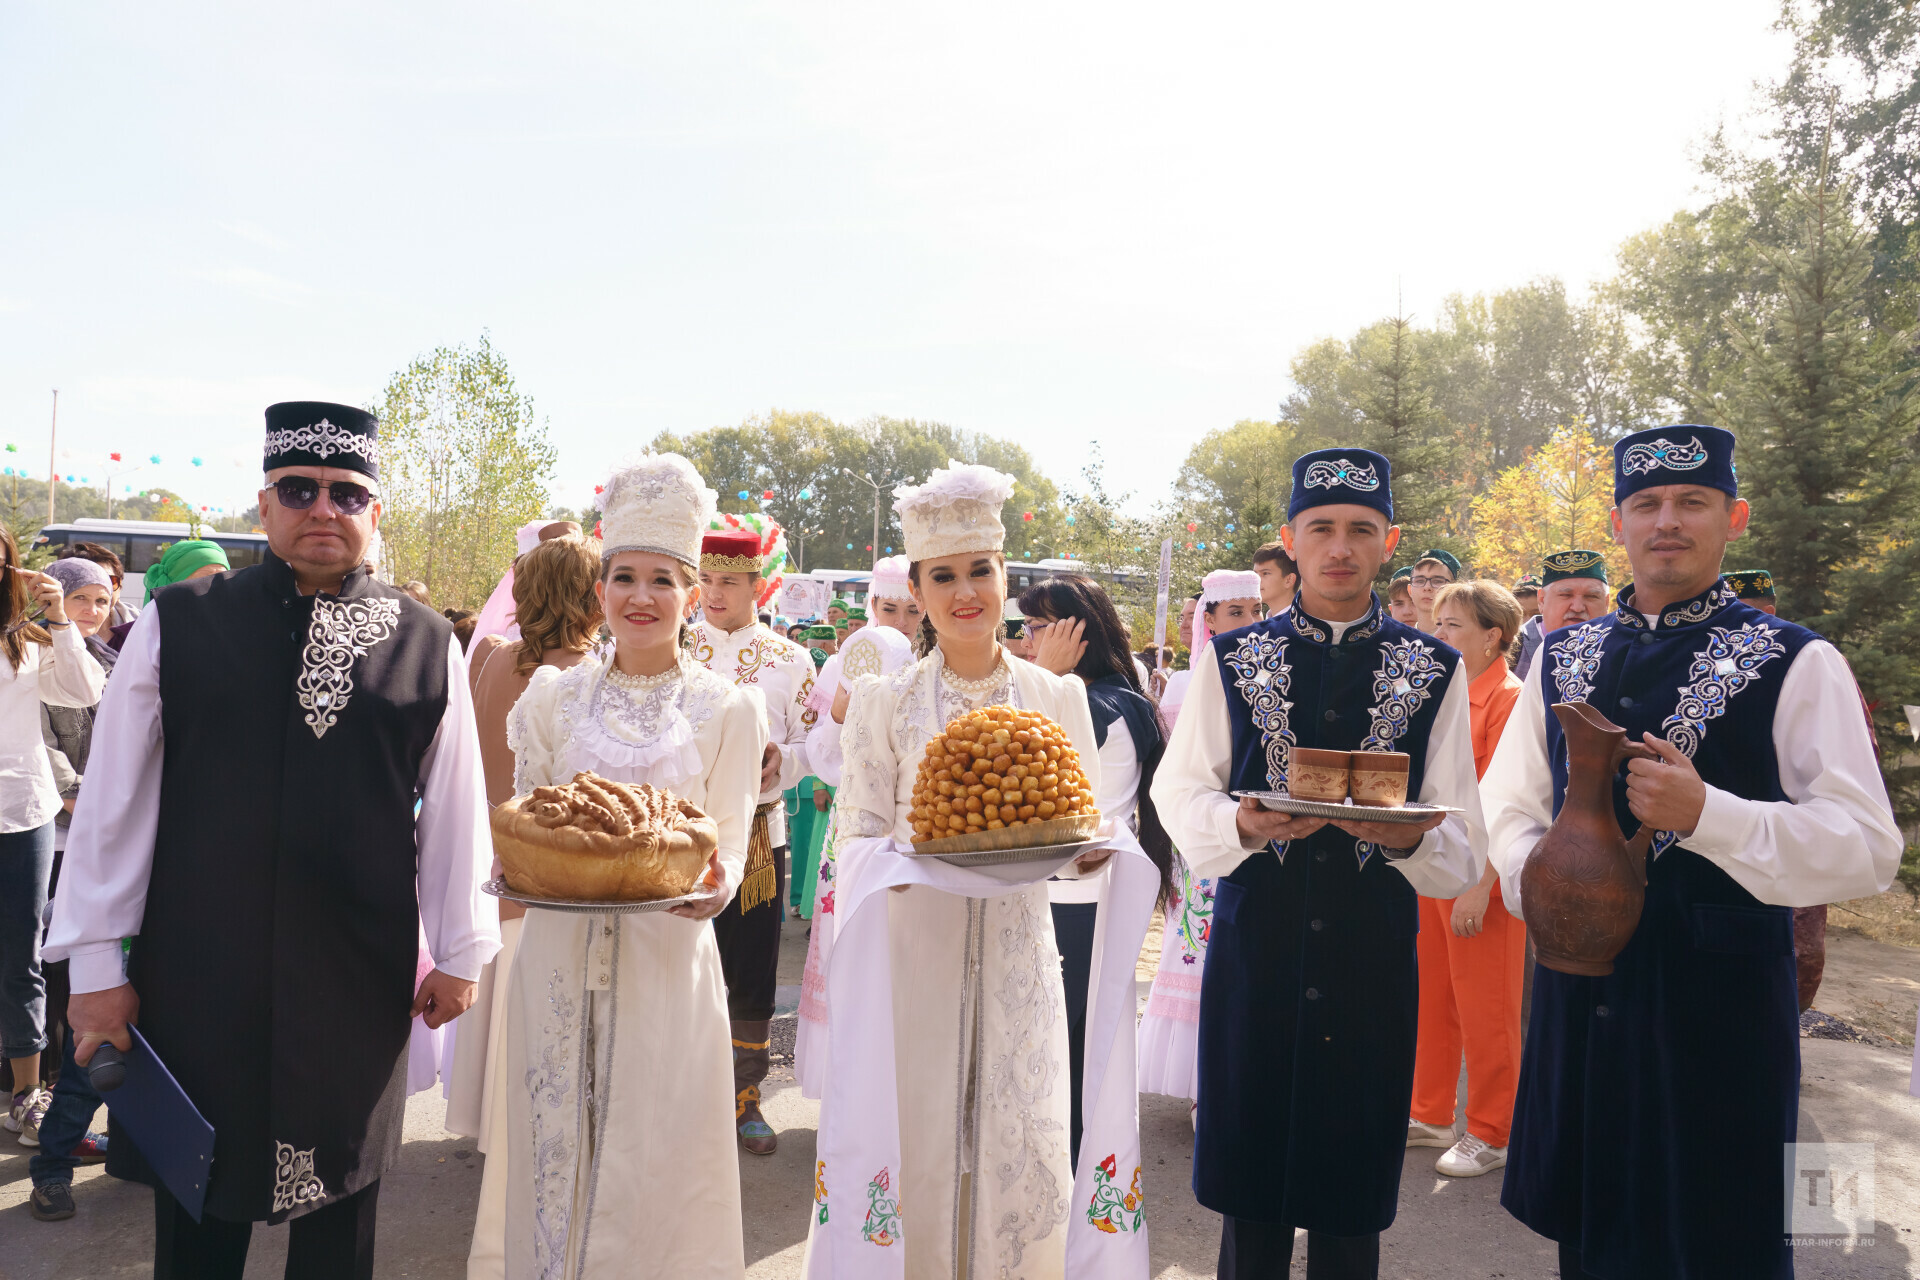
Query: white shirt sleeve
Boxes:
[
  {"xmin": 806, "ymin": 715, "xmax": 845, "ymax": 789},
  {"xmin": 1482, "ymin": 638, "xmax": 1901, "ymax": 915},
  {"xmin": 1684, "ymin": 640, "xmax": 1901, "ymax": 906},
  {"xmin": 1149, "ymin": 652, "xmax": 1265, "ymax": 881},
  {"xmin": 1385, "ymin": 669, "xmax": 1485, "ymax": 899},
  {"xmin": 770, "ymin": 657, "xmax": 814, "ymax": 797},
  {"xmin": 1094, "ymin": 722, "xmax": 1141, "ymax": 834},
  {"xmin": 1482, "ymin": 656, "xmax": 1554, "ymax": 919},
  {"xmin": 43, "ymin": 609, "xmax": 166, "ymax": 993},
  {"xmin": 39, "ymin": 623, "xmax": 107, "ymax": 708},
  {"xmin": 414, "ymin": 634, "xmax": 503, "ymax": 982}
]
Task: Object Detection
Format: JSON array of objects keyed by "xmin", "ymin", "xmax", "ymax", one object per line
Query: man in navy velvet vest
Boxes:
[
  {"xmin": 1155, "ymin": 447, "xmax": 1487, "ymax": 1280},
  {"xmin": 1482, "ymin": 425, "xmax": 1900, "ymax": 1280}
]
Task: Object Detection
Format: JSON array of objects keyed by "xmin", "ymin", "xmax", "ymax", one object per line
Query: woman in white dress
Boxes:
[
  {"xmin": 1137, "ymin": 569, "xmax": 1262, "ymax": 1110},
  {"xmin": 808, "ymin": 463, "xmax": 1156, "ymax": 1280},
  {"xmin": 467, "ymin": 455, "xmax": 766, "ymax": 1280}
]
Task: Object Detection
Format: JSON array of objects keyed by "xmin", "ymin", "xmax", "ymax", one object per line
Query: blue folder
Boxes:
[{"xmin": 102, "ymin": 1025, "xmax": 215, "ymax": 1222}]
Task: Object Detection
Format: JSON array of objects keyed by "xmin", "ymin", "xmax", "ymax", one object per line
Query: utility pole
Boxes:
[
  {"xmin": 46, "ymin": 389, "xmax": 58, "ymax": 525},
  {"xmin": 841, "ymin": 468, "xmax": 891, "ymax": 562}
]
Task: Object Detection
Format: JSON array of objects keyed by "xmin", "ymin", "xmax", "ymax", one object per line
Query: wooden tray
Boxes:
[
  {"xmin": 484, "ymin": 877, "xmax": 702, "ymax": 915},
  {"xmin": 1231, "ymin": 792, "xmax": 1462, "ymax": 824},
  {"xmin": 910, "ymin": 812, "xmax": 1101, "ymax": 857}
]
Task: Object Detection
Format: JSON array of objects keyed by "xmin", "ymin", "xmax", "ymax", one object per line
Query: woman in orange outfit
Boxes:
[{"xmin": 1409, "ymin": 580, "xmax": 1526, "ymax": 1178}]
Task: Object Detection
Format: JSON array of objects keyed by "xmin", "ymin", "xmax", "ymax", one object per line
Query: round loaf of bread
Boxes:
[{"xmin": 491, "ymin": 772, "xmax": 718, "ymax": 902}]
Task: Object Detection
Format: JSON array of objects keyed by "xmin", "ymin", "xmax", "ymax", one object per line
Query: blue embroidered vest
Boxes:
[
  {"xmin": 1538, "ymin": 578, "xmax": 1815, "ymax": 859},
  {"xmin": 1210, "ymin": 595, "xmax": 1461, "ymax": 869}
]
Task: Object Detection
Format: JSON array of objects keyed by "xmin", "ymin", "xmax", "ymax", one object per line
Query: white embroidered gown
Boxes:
[
  {"xmin": 807, "ymin": 648, "xmax": 1101, "ymax": 1279},
  {"xmin": 467, "ymin": 650, "xmax": 767, "ymax": 1280}
]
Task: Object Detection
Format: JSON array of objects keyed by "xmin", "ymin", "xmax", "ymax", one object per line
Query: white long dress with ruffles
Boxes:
[{"xmin": 467, "ymin": 650, "xmax": 767, "ymax": 1280}]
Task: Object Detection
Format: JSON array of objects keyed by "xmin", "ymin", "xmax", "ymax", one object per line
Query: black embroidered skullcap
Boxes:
[
  {"xmin": 263, "ymin": 402, "xmax": 380, "ymax": 481},
  {"xmin": 1613, "ymin": 425, "xmax": 1736, "ymax": 504}
]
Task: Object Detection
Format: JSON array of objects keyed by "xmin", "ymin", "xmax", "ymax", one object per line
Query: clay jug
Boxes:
[{"xmin": 1521, "ymin": 702, "xmax": 1659, "ymax": 976}]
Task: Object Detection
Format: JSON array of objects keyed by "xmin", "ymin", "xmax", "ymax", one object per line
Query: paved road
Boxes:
[{"xmin": 6, "ymin": 920, "xmax": 1914, "ymax": 1278}]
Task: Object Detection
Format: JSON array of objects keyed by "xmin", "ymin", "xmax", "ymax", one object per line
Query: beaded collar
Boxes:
[
  {"xmin": 1287, "ymin": 592, "xmax": 1387, "ymax": 646},
  {"xmin": 1614, "ymin": 578, "xmax": 1740, "ymax": 631}
]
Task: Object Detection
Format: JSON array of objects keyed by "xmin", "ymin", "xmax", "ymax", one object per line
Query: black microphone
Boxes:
[{"xmin": 87, "ymin": 1043, "xmax": 128, "ymax": 1093}]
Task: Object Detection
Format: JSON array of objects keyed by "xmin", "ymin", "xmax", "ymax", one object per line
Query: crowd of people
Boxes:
[{"xmin": 0, "ymin": 403, "xmax": 1903, "ymax": 1280}]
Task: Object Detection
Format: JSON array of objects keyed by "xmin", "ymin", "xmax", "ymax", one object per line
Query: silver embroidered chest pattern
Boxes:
[
  {"xmin": 296, "ymin": 598, "xmax": 401, "ymax": 739},
  {"xmin": 1551, "ymin": 621, "xmax": 1609, "ymax": 705},
  {"xmin": 1225, "ymin": 631, "xmax": 1295, "ymax": 789},
  {"xmin": 1362, "ymin": 639, "xmax": 1444, "ymax": 751}
]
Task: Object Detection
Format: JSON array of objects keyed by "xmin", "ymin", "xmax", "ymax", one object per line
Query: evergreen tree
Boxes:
[{"xmin": 1728, "ymin": 161, "xmax": 1920, "ymax": 814}]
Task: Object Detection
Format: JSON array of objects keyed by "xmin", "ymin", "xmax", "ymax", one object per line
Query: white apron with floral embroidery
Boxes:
[
  {"xmin": 801, "ymin": 650, "xmax": 1152, "ymax": 1280},
  {"xmin": 467, "ymin": 652, "xmax": 767, "ymax": 1280}
]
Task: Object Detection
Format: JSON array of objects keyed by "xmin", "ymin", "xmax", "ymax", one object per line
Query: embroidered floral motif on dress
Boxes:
[
  {"xmin": 986, "ymin": 890, "xmax": 1070, "ymax": 1269},
  {"xmin": 1085, "ymin": 1154, "xmax": 1146, "ymax": 1233},
  {"xmin": 526, "ymin": 967, "xmax": 582, "ymax": 1280},
  {"xmin": 270, "ymin": 1140, "xmax": 326, "ymax": 1214},
  {"xmin": 861, "ymin": 1167, "xmax": 902, "ymax": 1246},
  {"xmin": 295, "ymin": 597, "xmax": 400, "ymax": 739},
  {"xmin": 814, "ymin": 1160, "xmax": 829, "ymax": 1226}
]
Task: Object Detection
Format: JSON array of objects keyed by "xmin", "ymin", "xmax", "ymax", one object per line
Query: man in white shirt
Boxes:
[
  {"xmin": 692, "ymin": 527, "xmax": 816, "ymax": 1155},
  {"xmin": 1481, "ymin": 424, "xmax": 1900, "ymax": 1280},
  {"xmin": 43, "ymin": 401, "xmax": 498, "ymax": 1280},
  {"xmin": 1153, "ymin": 446, "xmax": 1484, "ymax": 1280}
]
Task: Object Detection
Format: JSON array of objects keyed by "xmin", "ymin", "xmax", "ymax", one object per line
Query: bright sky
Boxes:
[{"xmin": 1, "ymin": 1, "xmax": 1789, "ymax": 519}]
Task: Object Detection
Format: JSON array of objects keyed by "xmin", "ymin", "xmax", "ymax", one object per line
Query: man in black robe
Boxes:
[{"xmin": 45, "ymin": 401, "xmax": 499, "ymax": 1280}]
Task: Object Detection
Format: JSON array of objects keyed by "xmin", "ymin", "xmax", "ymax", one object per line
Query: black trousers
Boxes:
[
  {"xmin": 714, "ymin": 844, "xmax": 785, "ymax": 1021},
  {"xmin": 1050, "ymin": 900, "xmax": 1098, "ymax": 1170},
  {"xmin": 1218, "ymin": 1215, "xmax": 1379, "ymax": 1280},
  {"xmin": 154, "ymin": 1179, "xmax": 379, "ymax": 1280}
]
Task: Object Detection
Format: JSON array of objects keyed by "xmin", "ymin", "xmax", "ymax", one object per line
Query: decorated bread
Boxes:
[
  {"xmin": 910, "ymin": 706, "xmax": 1097, "ymax": 843},
  {"xmin": 492, "ymin": 772, "xmax": 718, "ymax": 901}
]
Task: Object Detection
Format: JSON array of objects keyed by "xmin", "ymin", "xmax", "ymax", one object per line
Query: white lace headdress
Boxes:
[
  {"xmin": 868, "ymin": 554, "xmax": 913, "ymax": 600},
  {"xmin": 892, "ymin": 462, "xmax": 1015, "ymax": 561},
  {"xmin": 598, "ymin": 454, "xmax": 718, "ymax": 569},
  {"xmin": 1201, "ymin": 569, "xmax": 1261, "ymax": 608}
]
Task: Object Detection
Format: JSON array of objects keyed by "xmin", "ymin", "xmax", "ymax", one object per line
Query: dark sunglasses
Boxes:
[{"xmin": 274, "ymin": 476, "xmax": 376, "ymax": 516}]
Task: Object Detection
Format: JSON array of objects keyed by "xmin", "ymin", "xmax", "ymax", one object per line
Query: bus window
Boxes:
[
  {"xmin": 129, "ymin": 539, "xmax": 171, "ymax": 573},
  {"xmin": 219, "ymin": 540, "xmax": 258, "ymax": 569}
]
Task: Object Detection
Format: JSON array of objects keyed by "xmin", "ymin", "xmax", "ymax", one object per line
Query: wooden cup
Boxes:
[
  {"xmin": 1348, "ymin": 750, "xmax": 1411, "ymax": 807},
  {"xmin": 1289, "ymin": 748, "xmax": 1353, "ymax": 802}
]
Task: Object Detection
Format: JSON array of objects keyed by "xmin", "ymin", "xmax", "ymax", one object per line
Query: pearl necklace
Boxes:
[
  {"xmin": 938, "ymin": 650, "xmax": 1009, "ymax": 694},
  {"xmin": 605, "ymin": 655, "xmax": 683, "ymax": 692}
]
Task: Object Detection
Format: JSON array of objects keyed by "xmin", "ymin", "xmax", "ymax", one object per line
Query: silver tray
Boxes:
[
  {"xmin": 484, "ymin": 878, "xmax": 702, "ymax": 915},
  {"xmin": 1231, "ymin": 792, "xmax": 1462, "ymax": 824},
  {"xmin": 906, "ymin": 837, "xmax": 1107, "ymax": 869}
]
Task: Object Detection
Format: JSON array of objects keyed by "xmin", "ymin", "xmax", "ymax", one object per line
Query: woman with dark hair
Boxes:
[
  {"xmin": 0, "ymin": 530, "xmax": 104, "ymax": 1148},
  {"xmin": 1020, "ymin": 575, "xmax": 1172, "ymax": 1164}
]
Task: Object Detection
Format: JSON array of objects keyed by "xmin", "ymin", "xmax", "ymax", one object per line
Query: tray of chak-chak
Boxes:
[
  {"xmin": 1233, "ymin": 792, "xmax": 1463, "ymax": 825},
  {"xmin": 907, "ymin": 707, "xmax": 1106, "ymax": 867},
  {"xmin": 487, "ymin": 772, "xmax": 719, "ymax": 913}
]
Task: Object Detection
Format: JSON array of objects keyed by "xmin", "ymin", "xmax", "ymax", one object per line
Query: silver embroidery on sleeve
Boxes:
[
  {"xmin": 988, "ymin": 889, "xmax": 1070, "ymax": 1270},
  {"xmin": 271, "ymin": 1141, "xmax": 326, "ymax": 1213},
  {"xmin": 296, "ymin": 598, "xmax": 402, "ymax": 739}
]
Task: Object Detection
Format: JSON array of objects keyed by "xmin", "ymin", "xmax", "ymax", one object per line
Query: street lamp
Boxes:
[{"xmin": 841, "ymin": 468, "xmax": 887, "ymax": 566}]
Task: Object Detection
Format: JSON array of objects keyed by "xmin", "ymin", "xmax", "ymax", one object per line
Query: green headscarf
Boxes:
[{"xmin": 144, "ymin": 540, "xmax": 229, "ymax": 596}]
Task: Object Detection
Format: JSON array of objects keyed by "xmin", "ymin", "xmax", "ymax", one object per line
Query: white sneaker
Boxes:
[
  {"xmin": 1435, "ymin": 1132, "xmax": 1507, "ymax": 1177},
  {"xmin": 8, "ymin": 1088, "xmax": 51, "ymax": 1148},
  {"xmin": 1407, "ymin": 1118, "xmax": 1455, "ymax": 1148}
]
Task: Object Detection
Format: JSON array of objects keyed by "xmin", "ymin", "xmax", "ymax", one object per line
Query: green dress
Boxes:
[{"xmin": 787, "ymin": 777, "xmax": 833, "ymax": 917}]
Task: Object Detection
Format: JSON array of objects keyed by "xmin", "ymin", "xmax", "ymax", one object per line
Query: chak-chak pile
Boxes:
[{"xmin": 910, "ymin": 706, "xmax": 1097, "ymax": 843}]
